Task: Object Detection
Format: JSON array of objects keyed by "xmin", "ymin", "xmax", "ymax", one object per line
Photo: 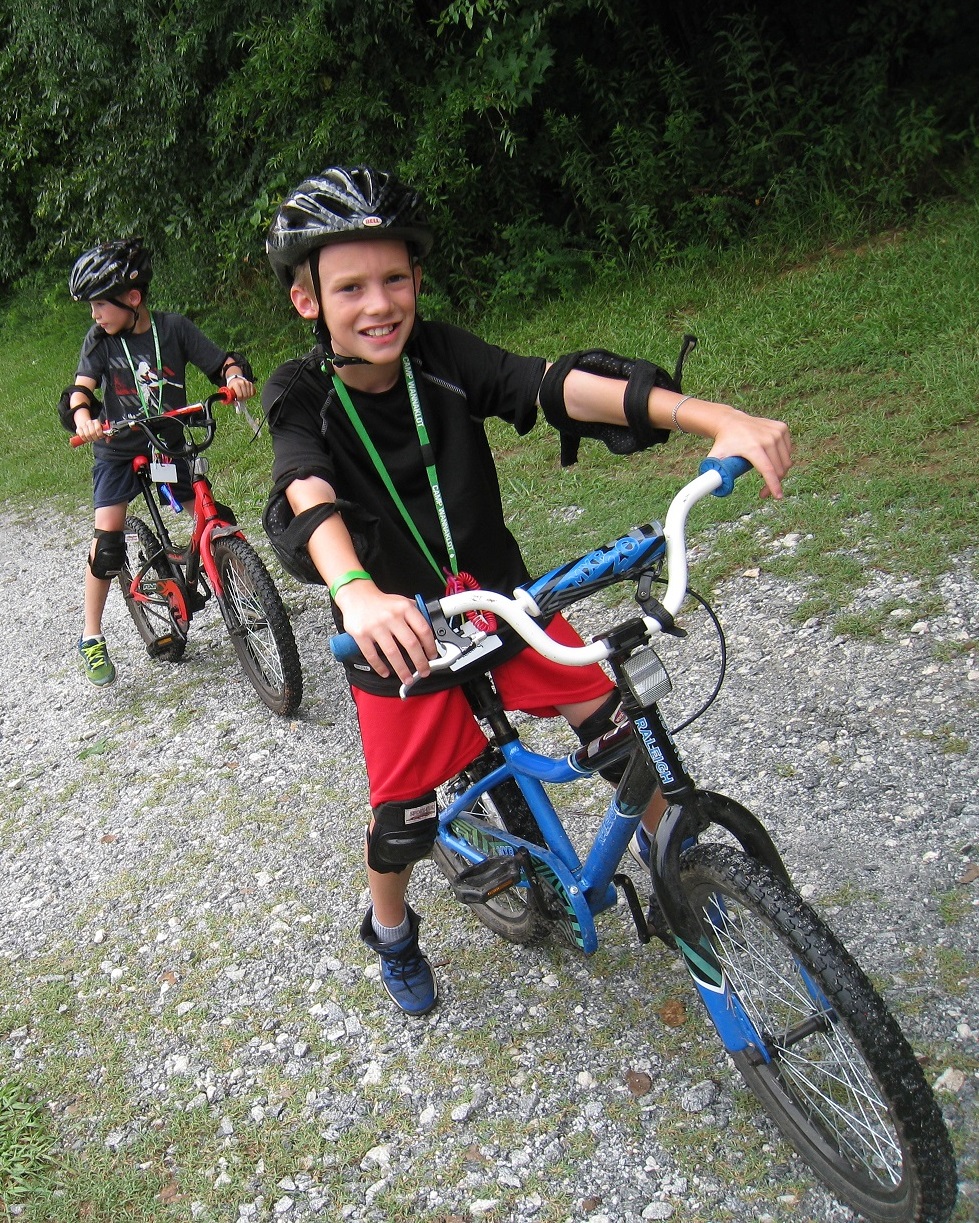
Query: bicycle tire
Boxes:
[
  {"xmin": 119, "ymin": 515, "xmax": 186, "ymax": 662},
  {"xmin": 679, "ymin": 843, "xmax": 958, "ymax": 1223},
  {"xmin": 210, "ymin": 536, "xmax": 303, "ymax": 716},
  {"xmin": 432, "ymin": 769, "xmax": 552, "ymax": 944}
]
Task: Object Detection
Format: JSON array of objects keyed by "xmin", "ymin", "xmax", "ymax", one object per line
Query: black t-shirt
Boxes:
[
  {"xmin": 76, "ymin": 311, "xmax": 228, "ymax": 459},
  {"xmin": 264, "ymin": 319, "xmax": 548, "ymax": 693}
]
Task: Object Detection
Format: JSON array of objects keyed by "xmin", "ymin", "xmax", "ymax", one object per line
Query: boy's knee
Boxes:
[
  {"xmin": 89, "ymin": 529, "xmax": 126, "ymax": 579},
  {"xmin": 366, "ymin": 793, "xmax": 438, "ymax": 873},
  {"xmin": 573, "ymin": 690, "xmax": 629, "ymax": 784}
]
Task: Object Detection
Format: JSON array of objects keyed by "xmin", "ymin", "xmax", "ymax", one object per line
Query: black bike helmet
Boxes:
[
  {"xmin": 69, "ymin": 237, "xmax": 153, "ymax": 302},
  {"xmin": 266, "ymin": 166, "xmax": 433, "ymax": 292}
]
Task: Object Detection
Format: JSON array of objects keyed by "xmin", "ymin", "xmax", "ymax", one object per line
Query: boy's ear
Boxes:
[
  {"xmin": 413, "ymin": 263, "xmax": 423, "ymax": 294},
  {"xmin": 290, "ymin": 282, "xmax": 319, "ymax": 320}
]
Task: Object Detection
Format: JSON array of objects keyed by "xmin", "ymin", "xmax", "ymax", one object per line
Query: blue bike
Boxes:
[{"xmin": 332, "ymin": 457, "xmax": 957, "ymax": 1223}]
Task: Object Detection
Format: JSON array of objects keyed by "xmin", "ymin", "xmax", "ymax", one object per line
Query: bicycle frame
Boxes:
[
  {"xmin": 127, "ymin": 450, "xmax": 243, "ymax": 609},
  {"xmin": 107, "ymin": 390, "xmax": 245, "ymax": 619},
  {"xmin": 424, "ymin": 456, "xmax": 801, "ymax": 1058}
]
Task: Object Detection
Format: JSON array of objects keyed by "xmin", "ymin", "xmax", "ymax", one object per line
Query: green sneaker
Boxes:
[{"xmin": 77, "ymin": 636, "xmax": 116, "ymax": 686}]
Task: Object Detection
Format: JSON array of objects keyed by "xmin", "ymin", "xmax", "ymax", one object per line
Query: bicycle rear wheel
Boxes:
[
  {"xmin": 210, "ymin": 536, "xmax": 303, "ymax": 716},
  {"xmin": 433, "ymin": 758, "xmax": 552, "ymax": 945},
  {"xmin": 119, "ymin": 515, "xmax": 186, "ymax": 662},
  {"xmin": 679, "ymin": 843, "xmax": 957, "ymax": 1223}
]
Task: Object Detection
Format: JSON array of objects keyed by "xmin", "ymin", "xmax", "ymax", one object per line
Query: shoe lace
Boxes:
[
  {"xmin": 81, "ymin": 640, "xmax": 109, "ymax": 668},
  {"xmin": 384, "ymin": 942, "xmax": 429, "ymax": 990}
]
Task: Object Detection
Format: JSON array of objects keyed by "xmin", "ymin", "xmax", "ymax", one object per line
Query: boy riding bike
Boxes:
[
  {"xmin": 261, "ymin": 165, "xmax": 792, "ymax": 1015},
  {"xmin": 60, "ymin": 237, "xmax": 257, "ymax": 685}
]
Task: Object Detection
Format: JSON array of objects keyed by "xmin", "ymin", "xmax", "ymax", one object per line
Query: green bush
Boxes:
[{"xmin": 1, "ymin": 0, "xmax": 977, "ymax": 308}]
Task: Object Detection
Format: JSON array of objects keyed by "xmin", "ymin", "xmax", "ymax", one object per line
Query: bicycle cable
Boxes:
[{"xmin": 642, "ymin": 576, "xmax": 727, "ymax": 734}]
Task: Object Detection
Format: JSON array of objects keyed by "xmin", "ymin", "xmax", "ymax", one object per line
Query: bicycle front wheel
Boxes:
[
  {"xmin": 679, "ymin": 844, "xmax": 957, "ymax": 1223},
  {"xmin": 119, "ymin": 515, "xmax": 186, "ymax": 662},
  {"xmin": 211, "ymin": 536, "xmax": 303, "ymax": 716}
]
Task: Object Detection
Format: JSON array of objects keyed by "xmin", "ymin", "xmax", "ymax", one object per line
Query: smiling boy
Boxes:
[{"xmin": 261, "ymin": 166, "xmax": 792, "ymax": 1014}]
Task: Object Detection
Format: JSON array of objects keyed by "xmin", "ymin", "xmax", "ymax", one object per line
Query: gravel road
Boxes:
[{"xmin": 0, "ymin": 503, "xmax": 976, "ymax": 1222}]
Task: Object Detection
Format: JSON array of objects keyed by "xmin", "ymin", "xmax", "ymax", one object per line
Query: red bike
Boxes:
[{"xmin": 72, "ymin": 388, "xmax": 303, "ymax": 715}]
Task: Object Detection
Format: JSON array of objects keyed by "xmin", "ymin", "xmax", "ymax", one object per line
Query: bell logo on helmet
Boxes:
[{"xmin": 363, "ymin": 216, "xmax": 383, "ymax": 227}]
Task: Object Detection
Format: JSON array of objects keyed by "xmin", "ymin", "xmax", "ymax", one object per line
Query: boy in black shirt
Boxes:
[
  {"xmin": 62, "ymin": 238, "xmax": 256, "ymax": 685},
  {"xmin": 262, "ymin": 166, "xmax": 792, "ymax": 1014}
]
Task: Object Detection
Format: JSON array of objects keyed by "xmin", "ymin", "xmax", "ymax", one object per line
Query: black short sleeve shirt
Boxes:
[{"xmin": 265, "ymin": 320, "xmax": 546, "ymax": 604}]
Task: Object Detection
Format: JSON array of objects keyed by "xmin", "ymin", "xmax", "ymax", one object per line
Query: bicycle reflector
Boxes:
[{"xmin": 620, "ymin": 645, "xmax": 673, "ymax": 706}]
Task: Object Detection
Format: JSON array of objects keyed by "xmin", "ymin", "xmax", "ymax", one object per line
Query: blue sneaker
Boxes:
[
  {"xmin": 360, "ymin": 905, "xmax": 438, "ymax": 1016},
  {"xmin": 628, "ymin": 824, "xmax": 652, "ymax": 869},
  {"xmin": 77, "ymin": 635, "xmax": 116, "ymax": 686}
]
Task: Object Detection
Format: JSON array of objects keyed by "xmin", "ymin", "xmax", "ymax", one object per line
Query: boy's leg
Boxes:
[
  {"xmin": 352, "ymin": 687, "xmax": 488, "ymax": 1015},
  {"xmin": 366, "ymin": 851, "xmax": 413, "ymax": 927},
  {"xmin": 560, "ymin": 689, "xmax": 674, "ymax": 944},
  {"xmin": 78, "ymin": 502, "xmax": 128, "ymax": 685},
  {"xmin": 362, "ymin": 847, "xmax": 436, "ymax": 1017},
  {"xmin": 559, "ymin": 689, "xmax": 668, "ymax": 835},
  {"xmin": 83, "ymin": 503, "xmax": 127, "ymax": 636}
]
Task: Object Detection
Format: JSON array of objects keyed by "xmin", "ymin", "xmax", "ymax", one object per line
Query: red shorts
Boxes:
[{"xmin": 351, "ymin": 613, "xmax": 615, "ymax": 805}]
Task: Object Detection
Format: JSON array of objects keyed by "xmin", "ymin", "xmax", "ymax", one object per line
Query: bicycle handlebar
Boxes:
[
  {"xmin": 329, "ymin": 455, "xmax": 752, "ymax": 675},
  {"xmin": 69, "ymin": 386, "xmax": 237, "ymax": 451}
]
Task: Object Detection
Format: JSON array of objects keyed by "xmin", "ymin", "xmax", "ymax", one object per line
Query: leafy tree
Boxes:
[{"xmin": 0, "ymin": 0, "xmax": 975, "ymax": 306}]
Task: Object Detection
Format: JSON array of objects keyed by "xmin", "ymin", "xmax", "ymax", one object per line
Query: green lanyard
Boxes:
[
  {"xmin": 120, "ymin": 315, "xmax": 163, "ymax": 417},
  {"xmin": 331, "ymin": 354, "xmax": 458, "ymax": 583}
]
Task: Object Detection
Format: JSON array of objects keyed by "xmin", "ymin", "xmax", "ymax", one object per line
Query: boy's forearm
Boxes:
[
  {"xmin": 562, "ymin": 368, "xmax": 720, "ymax": 436},
  {"xmin": 562, "ymin": 368, "xmax": 756, "ymax": 439},
  {"xmin": 285, "ymin": 476, "xmax": 368, "ymax": 589},
  {"xmin": 559, "ymin": 367, "xmax": 792, "ymax": 498}
]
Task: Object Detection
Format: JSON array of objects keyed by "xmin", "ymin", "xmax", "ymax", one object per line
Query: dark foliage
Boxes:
[{"xmin": 1, "ymin": 0, "xmax": 976, "ymax": 309}]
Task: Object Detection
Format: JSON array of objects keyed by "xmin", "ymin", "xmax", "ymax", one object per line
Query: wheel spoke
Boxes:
[
  {"xmin": 705, "ymin": 891, "xmax": 904, "ymax": 1183},
  {"xmin": 223, "ymin": 560, "xmax": 285, "ymax": 686}
]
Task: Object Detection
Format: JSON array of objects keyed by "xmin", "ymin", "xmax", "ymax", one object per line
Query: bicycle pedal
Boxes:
[
  {"xmin": 449, "ymin": 854, "xmax": 524, "ymax": 905},
  {"xmin": 147, "ymin": 635, "xmax": 175, "ymax": 658}
]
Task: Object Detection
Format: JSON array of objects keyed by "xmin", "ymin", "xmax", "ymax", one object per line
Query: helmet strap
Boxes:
[{"xmin": 109, "ymin": 295, "xmax": 141, "ymax": 333}]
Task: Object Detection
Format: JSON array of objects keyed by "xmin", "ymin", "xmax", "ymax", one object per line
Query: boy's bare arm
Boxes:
[
  {"xmin": 70, "ymin": 376, "xmax": 103, "ymax": 442},
  {"xmin": 559, "ymin": 368, "xmax": 792, "ymax": 500},
  {"xmin": 287, "ymin": 475, "xmax": 436, "ymax": 683}
]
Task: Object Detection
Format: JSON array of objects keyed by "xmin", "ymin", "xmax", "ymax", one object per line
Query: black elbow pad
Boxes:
[
  {"xmin": 538, "ymin": 348, "xmax": 680, "ymax": 467},
  {"xmin": 58, "ymin": 384, "xmax": 101, "ymax": 433}
]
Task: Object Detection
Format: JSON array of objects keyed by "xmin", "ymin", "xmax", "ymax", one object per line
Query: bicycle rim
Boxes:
[
  {"xmin": 211, "ymin": 536, "xmax": 302, "ymax": 715},
  {"xmin": 679, "ymin": 844, "xmax": 957, "ymax": 1223}
]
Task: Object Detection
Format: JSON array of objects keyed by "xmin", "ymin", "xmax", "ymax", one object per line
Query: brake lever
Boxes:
[{"xmin": 398, "ymin": 640, "xmax": 465, "ymax": 698}]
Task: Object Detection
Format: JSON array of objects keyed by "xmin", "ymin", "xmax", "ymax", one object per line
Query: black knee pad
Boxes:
[
  {"xmin": 366, "ymin": 793, "xmax": 438, "ymax": 874},
  {"xmin": 574, "ymin": 690, "xmax": 629, "ymax": 784},
  {"xmin": 89, "ymin": 529, "xmax": 126, "ymax": 579}
]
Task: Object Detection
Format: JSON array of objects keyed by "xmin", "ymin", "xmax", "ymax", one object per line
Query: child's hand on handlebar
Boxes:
[
  {"xmin": 226, "ymin": 375, "xmax": 256, "ymax": 400},
  {"xmin": 707, "ymin": 410, "xmax": 792, "ymax": 500},
  {"xmin": 331, "ymin": 582, "xmax": 438, "ymax": 685},
  {"xmin": 74, "ymin": 415, "xmax": 108, "ymax": 444}
]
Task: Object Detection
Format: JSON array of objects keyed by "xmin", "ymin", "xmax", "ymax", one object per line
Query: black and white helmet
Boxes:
[
  {"xmin": 69, "ymin": 237, "xmax": 153, "ymax": 302},
  {"xmin": 266, "ymin": 166, "xmax": 433, "ymax": 291}
]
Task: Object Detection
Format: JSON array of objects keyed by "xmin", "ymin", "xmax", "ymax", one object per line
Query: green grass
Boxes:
[
  {"xmin": 0, "ymin": 1077, "xmax": 57, "ymax": 1205},
  {"xmin": 4, "ymin": 194, "xmax": 979, "ymax": 634}
]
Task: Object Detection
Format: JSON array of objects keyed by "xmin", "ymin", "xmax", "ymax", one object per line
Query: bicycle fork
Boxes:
[{"xmin": 618, "ymin": 689, "xmax": 798, "ymax": 1056}]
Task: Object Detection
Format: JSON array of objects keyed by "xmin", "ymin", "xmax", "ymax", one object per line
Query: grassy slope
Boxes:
[{"xmin": 1, "ymin": 195, "xmax": 977, "ymax": 623}]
